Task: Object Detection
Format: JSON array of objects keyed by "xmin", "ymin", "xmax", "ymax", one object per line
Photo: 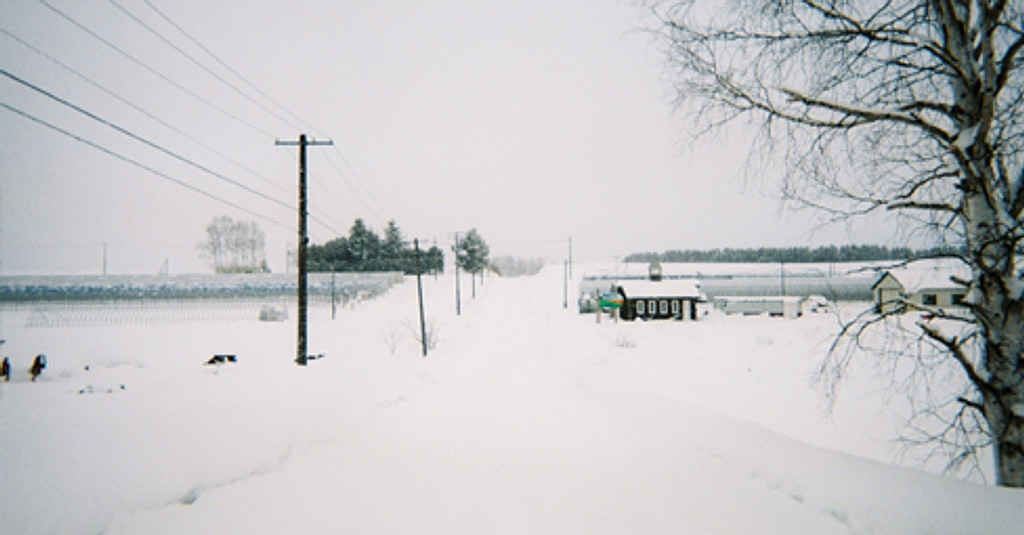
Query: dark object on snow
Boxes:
[
  {"xmin": 30, "ymin": 354, "xmax": 47, "ymax": 382},
  {"xmin": 205, "ymin": 354, "xmax": 238, "ymax": 365},
  {"xmin": 307, "ymin": 353, "xmax": 326, "ymax": 361},
  {"xmin": 1, "ymin": 357, "xmax": 10, "ymax": 382}
]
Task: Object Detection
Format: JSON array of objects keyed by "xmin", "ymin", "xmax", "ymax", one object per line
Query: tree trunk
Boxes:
[
  {"xmin": 963, "ymin": 168, "xmax": 1024, "ymax": 486},
  {"xmin": 982, "ymin": 365, "xmax": 1024, "ymax": 486},
  {"xmin": 973, "ymin": 225, "xmax": 1024, "ymax": 485},
  {"xmin": 943, "ymin": 0, "xmax": 1024, "ymax": 486}
]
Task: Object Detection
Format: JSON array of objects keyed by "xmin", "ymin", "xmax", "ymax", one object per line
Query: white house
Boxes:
[{"xmin": 871, "ymin": 259, "xmax": 970, "ymax": 314}]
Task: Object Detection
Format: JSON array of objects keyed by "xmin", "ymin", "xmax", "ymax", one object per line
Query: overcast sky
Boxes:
[{"xmin": 1, "ymin": 0, "xmax": 893, "ymax": 275}]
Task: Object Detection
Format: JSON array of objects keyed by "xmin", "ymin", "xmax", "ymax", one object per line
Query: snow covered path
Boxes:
[{"xmin": 3, "ymin": 267, "xmax": 1022, "ymax": 534}]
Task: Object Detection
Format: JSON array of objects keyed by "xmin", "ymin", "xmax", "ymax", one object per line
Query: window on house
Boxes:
[
  {"xmin": 659, "ymin": 300, "xmax": 669, "ymax": 315},
  {"xmin": 922, "ymin": 294, "xmax": 938, "ymax": 306},
  {"xmin": 648, "ymin": 300, "xmax": 656, "ymax": 315},
  {"xmin": 671, "ymin": 300, "xmax": 680, "ymax": 314},
  {"xmin": 636, "ymin": 300, "xmax": 645, "ymax": 315},
  {"xmin": 953, "ymin": 293, "xmax": 966, "ymax": 305}
]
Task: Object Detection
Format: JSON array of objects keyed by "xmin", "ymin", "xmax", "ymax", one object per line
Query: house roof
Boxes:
[
  {"xmin": 871, "ymin": 259, "xmax": 969, "ymax": 293},
  {"xmin": 617, "ymin": 279, "xmax": 703, "ymax": 299}
]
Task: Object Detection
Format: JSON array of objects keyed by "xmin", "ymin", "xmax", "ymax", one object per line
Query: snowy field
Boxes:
[{"xmin": 1, "ymin": 265, "xmax": 1021, "ymax": 534}]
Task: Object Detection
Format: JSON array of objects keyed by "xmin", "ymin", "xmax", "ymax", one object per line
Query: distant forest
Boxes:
[{"xmin": 624, "ymin": 245, "xmax": 962, "ymax": 264}]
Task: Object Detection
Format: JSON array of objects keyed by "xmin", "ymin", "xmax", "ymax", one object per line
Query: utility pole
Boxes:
[
  {"xmin": 780, "ymin": 260, "xmax": 786, "ymax": 297},
  {"xmin": 568, "ymin": 236, "xmax": 572, "ymax": 280},
  {"xmin": 414, "ymin": 239, "xmax": 428, "ymax": 357},
  {"xmin": 453, "ymin": 232, "xmax": 461, "ymax": 316},
  {"xmin": 276, "ymin": 134, "xmax": 333, "ymax": 366},
  {"xmin": 563, "ymin": 259, "xmax": 568, "ymax": 309}
]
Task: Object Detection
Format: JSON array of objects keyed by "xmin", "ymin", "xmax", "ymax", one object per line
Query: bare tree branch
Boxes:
[{"xmin": 651, "ymin": 0, "xmax": 1024, "ymax": 487}]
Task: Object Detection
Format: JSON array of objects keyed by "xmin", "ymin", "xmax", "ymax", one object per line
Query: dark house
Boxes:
[{"xmin": 616, "ymin": 278, "xmax": 705, "ymax": 321}]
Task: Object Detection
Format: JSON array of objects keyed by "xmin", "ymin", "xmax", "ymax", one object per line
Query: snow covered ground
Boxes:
[{"xmin": 1, "ymin": 265, "xmax": 1021, "ymax": 534}]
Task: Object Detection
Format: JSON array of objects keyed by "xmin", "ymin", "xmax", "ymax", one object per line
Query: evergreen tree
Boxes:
[
  {"xmin": 382, "ymin": 220, "xmax": 406, "ymax": 272},
  {"xmin": 425, "ymin": 245, "xmax": 444, "ymax": 274},
  {"xmin": 457, "ymin": 229, "xmax": 489, "ymax": 297},
  {"xmin": 346, "ymin": 219, "xmax": 381, "ymax": 271}
]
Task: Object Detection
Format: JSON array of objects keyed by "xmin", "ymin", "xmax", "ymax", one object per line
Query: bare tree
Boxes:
[
  {"xmin": 198, "ymin": 215, "xmax": 232, "ymax": 273},
  {"xmin": 649, "ymin": 0, "xmax": 1024, "ymax": 487},
  {"xmin": 198, "ymin": 216, "xmax": 269, "ymax": 273}
]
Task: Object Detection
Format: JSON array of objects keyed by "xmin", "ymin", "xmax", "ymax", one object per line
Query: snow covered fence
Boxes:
[
  {"xmin": 19, "ymin": 299, "xmax": 264, "ymax": 327},
  {"xmin": 1, "ymin": 272, "xmax": 405, "ymax": 327},
  {"xmin": 0, "ymin": 272, "xmax": 403, "ymax": 302}
]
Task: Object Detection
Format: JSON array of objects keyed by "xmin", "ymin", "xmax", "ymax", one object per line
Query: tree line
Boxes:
[
  {"xmin": 308, "ymin": 219, "xmax": 443, "ymax": 274},
  {"xmin": 624, "ymin": 245, "xmax": 963, "ymax": 264},
  {"xmin": 198, "ymin": 216, "xmax": 495, "ymax": 277}
]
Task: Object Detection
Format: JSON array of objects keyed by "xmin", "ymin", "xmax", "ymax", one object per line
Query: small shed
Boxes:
[
  {"xmin": 616, "ymin": 279, "xmax": 705, "ymax": 321},
  {"xmin": 872, "ymin": 260, "xmax": 969, "ymax": 314}
]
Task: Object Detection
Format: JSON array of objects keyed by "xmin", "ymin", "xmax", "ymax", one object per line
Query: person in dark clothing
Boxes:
[{"xmin": 30, "ymin": 354, "xmax": 46, "ymax": 382}]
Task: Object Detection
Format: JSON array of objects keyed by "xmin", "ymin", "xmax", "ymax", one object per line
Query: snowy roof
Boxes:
[
  {"xmin": 617, "ymin": 279, "xmax": 703, "ymax": 299},
  {"xmin": 873, "ymin": 258, "xmax": 969, "ymax": 293}
]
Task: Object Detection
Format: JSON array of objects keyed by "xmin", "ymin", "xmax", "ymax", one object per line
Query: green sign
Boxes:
[{"xmin": 599, "ymin": 293, "xmax": 624, "ymax": 309}]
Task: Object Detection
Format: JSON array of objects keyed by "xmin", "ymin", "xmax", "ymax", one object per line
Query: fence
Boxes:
[{"xmin": 1, "ymin": 272, "xmax": 405, "ymax": 328}]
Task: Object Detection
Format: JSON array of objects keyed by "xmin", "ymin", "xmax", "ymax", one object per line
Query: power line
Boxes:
[
  {"xmin": 37, "ymin": 0, "xmax": 277, "ymax": 139},
  {"xmin": 33, "ymin": 0, "xmax": 390, "ymax": 237},
  {"xmin": 141, "ymin": 0, "xmax": 325, "ymax": 139},
  {"xmin": 322, "ymin": 148, "xmax": 392, "ymax": 223},
  {"xmin": 135, "ymin": 1, "xmax": 392, "ymax": 225},
  {"xmin": 107, "ymin": 0, "xmax": 305, "ymax": 134},
  {"xmin": 0, "ymin": 46, "xmax": 342, "ymax": 240},
  {"xmin": 0, "ymin": 24, "xmax": 348, "ymax": 234},
  {"xmin": 0, "ymin": 24, "xmax": 293, "ymax": 200},
  {"xmin": 142, "ymin": 0, "xmax": 392, "ymax": 226},
  {"xmin": 48, "ymin": 1, "xmax": 363, "ymax": 234},
  {"xmin": 1, "ymin": 68, "xmax": 294, "ymax": 213},
  {"xmin": 0, "ymin": 100, "xmax": 292, "ymax": 231}
]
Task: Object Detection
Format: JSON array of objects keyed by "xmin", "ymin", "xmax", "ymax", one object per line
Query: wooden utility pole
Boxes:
[
  {"xmin": 414, "ymin": 239, "xmax": 428, "ymax": 357},
  {"xmin": 453, "ymin": 232, "xmax": 461, "ymax": 316},
  {"xmin": 276, "ymin": 134, "xmax": 332, "ymax": 366},
  {"xmin": 331, "ymin": 270, "xmax": 337, "ymax": 320}
]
